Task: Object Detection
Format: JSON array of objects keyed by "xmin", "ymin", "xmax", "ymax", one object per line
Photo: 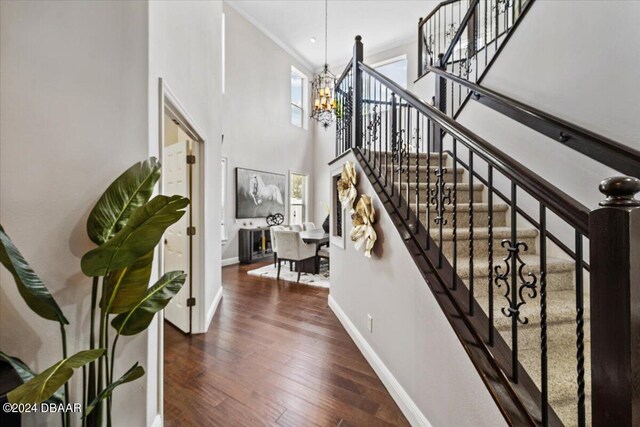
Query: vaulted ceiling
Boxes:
[{"xmin": 225, "ymin": 0, "xmax": 438, "ymax": 70}]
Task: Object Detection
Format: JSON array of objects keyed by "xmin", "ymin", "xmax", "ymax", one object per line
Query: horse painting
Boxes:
[
  {"xmin": 236, "ymin": 168, "xmax": 286, "ymax": 219},
  {"xmin": 248, "ymin": 173, "xmax": 284, "ymax": 206}
]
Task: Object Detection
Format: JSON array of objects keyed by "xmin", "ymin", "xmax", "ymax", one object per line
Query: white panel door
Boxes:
[{"xmin": 163, "ymin": 140, "xmax": 191, "ymax": 332}]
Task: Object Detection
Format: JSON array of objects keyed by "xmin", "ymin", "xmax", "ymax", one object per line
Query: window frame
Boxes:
[
  {"xmin": 290, "ymin": 66, "xmax": 308, "ymax": 130},
  {"xmin": 288, "ymin": 171, "xmax": 308, "ymax": 226},
  {"xmin": 371, "ymin": 54, "xmax": 408, "ymax": 90}
]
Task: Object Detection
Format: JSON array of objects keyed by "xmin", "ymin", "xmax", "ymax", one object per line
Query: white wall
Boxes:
[
  {"xmin": 147, "ymin": 1, "xmax": 223, "ymax": 425},
  {"xmin": 0, "ymin": 1, "xmax": 149, "ymax": 426},
  {"xmin": 329, "ymin": 152, "xmax": 506, "ymax": 427},
  {"xmin": 221, "ymin": 4, "xmax": 315, "ymax": 262}
]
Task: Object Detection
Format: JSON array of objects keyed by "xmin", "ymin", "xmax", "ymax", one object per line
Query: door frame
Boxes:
[{"xmin": 157, "ymin": 78, "xmax": 207, "ymax": 420}]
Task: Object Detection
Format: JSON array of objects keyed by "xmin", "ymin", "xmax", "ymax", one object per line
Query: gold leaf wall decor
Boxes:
[
  {"xmin": 350, "ymin": 194, "xmax": 377, "ymax": 258},
  {"xmin": 336, "ymin": 161, "xmax": 357, "ymax": 213}
]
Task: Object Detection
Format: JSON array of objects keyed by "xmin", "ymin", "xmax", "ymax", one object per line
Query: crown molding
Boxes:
[{"xmin": 224, "ymin": 0, "xmax": 314, "ymax": 72}]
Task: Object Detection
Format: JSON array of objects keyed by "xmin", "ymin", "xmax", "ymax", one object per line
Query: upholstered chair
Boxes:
[
  {"xmin": 289, "ymin": 224, "xmax": 302, "ymax": 232},
  {"xmin": 269, "ymin": 225, "xmax": 286, "ymax": 267},
  {"xmin": 273, "ymin": 230, "xmax": 317, "ymax": 282},
  {"xmin": 303, "ymin": 222, "xmax": 316, "ymax": 231}
]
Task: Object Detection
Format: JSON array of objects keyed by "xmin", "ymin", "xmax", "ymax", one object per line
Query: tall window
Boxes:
[
  {"xmin": 291, "ymin": 66, "xmax": 307, "ymax": 129},
  {"xmin": 289, "ymin": 173, "xmax": 308, "ymax": 226},
  {"xmin": 373, "ymin": 55, "xmax": 408, "ymax": 89}
]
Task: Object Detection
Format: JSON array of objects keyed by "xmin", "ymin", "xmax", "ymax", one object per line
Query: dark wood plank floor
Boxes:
[{"xmin": 164, "ymin": 261, "xmax": 410, "ymax": 427}]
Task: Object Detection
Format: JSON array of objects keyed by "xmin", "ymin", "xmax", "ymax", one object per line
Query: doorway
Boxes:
[{"xmin": 160, "ymin": 94, "xmax": 205, "ymax": 335}]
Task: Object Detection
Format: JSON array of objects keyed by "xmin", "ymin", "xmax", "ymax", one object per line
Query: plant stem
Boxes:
[
  {"xmin": 82, "ymin": 365, "xmax": 87, "ymax": 427},
  {"xmin": 60, "ymin": 324, "xmax": 70, "ymax": 427},
  {"xmin": 87, "ymin": 277, "xmax": 99, "ymax": 427},
  {"xmin": 96, "ymin": 278, "xmax": 107, "ymax": 427},
  {"xmin": 104, "ymin": 318, "xmax": 111, "ymax": 427}
]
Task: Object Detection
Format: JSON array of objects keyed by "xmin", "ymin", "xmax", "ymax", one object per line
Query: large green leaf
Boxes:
[
  {"xmin": 101, "ymin": 251, "xmax": 154, "ymax": 314},
  {"xmin": 81, "ymin": 195, "xmax": 189, "ymax": 277},
  {"xmin": 84, "ymin": 363, "xmax": 144, "ymax": 416},
  {"xmin": 7, "ymin": 349, "xmax": 104, "ymax": 405},
  {"xmin": 0, "ymin": 351, "xmax": 63, "ymax": 404},
  {"xmin": 111, "ymin": 271, "xmax": 186, "ymax": 336},
  {"xmin": 87, "ymin": 158, "xmax": 161, "ymax": 245},
  {"xmin": 0, "ymin": 226, "xmax": 68, "ymax": 324}
]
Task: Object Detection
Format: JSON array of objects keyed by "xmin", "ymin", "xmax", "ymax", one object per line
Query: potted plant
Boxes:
[{"xmin": 0, "ymin": 158, "xmax": 187, "ymax": 427}]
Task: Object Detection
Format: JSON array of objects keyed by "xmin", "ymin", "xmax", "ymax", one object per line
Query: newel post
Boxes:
[
  {"xmin": 352, "ymin": 35, "xmax": 363, "ymax": 149},
  {"xmin": 590, "ymin": 176, "xmax": 640, "ymax": 426}
]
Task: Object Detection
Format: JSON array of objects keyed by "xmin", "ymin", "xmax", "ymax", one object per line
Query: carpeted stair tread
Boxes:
[
  {"xmin": 411, "ymin": 201, "xmax": 509, "ymax": 213},
  {"xmin": 456, "ymin": 253, "xmax": 575, "ymax": 280},
  {"xmin": 432, "ymin": 226, "xmax": 538, "ymax": 241}
]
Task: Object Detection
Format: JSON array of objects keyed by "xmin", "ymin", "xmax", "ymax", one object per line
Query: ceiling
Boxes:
[{"xmin": 225, "ymin": 0, "xmax": 439, "ymax": 71}]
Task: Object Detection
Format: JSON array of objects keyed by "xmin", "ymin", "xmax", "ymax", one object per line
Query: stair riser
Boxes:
[
  {"xmin": 437, "ymin": 235, "xmax": 537, "ymax": 259},
  {"xmin": 399, "ymin": 186, "xmax": 483, "ymax": 204},
  {"xmin": 417, "ymin": 209, "xmax": 507, "ymax": 227}
]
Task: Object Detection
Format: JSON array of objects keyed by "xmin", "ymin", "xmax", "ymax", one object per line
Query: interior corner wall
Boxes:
[
  {"xmin": 452, "ymin": 1, "xmax": 640, "ymax": 210},
  {"xmin": 0, "ymin": 1, "xmax": 149, "ymax": 426},
  {"xmin": 147, "ymin": 0, "xmax": 223, "ymax": 422},
  {"xmin": 221, "ymin": 3, "xmax": 315, "ymax": 263}
]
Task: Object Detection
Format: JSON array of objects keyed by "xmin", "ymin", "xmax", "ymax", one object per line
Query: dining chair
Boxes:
[
  {"xmin": 303, "ymin": 222, "xmax": 316, "ymax": 231},
  {"xmin": 273, "ymin": 230, "xmax": 316, "ymax": 282},
  {"xmin": 289, "ymin": 224, "xmax": 302, "ymax": 232},
  {"xmin": 269, "ymin": 225, "xmax": 286, "ymax": 267}
]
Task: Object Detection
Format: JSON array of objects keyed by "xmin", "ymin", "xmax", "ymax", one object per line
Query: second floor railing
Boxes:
[{"xmin": 335, "ymin": 36, "xmax": 640, "ymax": 427}]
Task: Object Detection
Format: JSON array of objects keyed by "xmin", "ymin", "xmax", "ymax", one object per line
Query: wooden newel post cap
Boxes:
[
  {"xmin": 599, "ymin": 176, "xmax": 640, "ymax": 207},
  {"xmin": 355, "ymin": 35, "xmax": 362, "ymax": 42}
]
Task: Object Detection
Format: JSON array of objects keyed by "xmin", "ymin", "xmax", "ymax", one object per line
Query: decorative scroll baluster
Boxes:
[
  {"xmin": 509, "ymin": 183, "xmax": 518, "ymax": 381},
  {"xmin": 384, "ymin": 88, "xmax": 389, "ymax": 183},
  {"xmin": 575, "ymin": 231, "xmax": 585, "ymax": 427},
  {"xmin": 468, "ymin": 152, "xmax": 475, "ymax": 314},
  {"xmin": 539, "ymin": 204, "xmax": 548, "ymax": 427},
  {"xmin": 487, "ymin": 164, "xmax": 494, "ymax": 345},
  {"xmin": 390, "ymin": 93, "xmax": 397, "ymax": 197},
  {"xmin": 426, "ymin": 117, "xmax": 431, "ymax": 249}
]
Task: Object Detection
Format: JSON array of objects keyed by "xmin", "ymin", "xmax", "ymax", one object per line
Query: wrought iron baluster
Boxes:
[
  {"xmin": 384, "ymin": 88, "xmax": 389, "ymax": 186},
  {"xmin": 487, "ymin": 164, "xmax": 494, "ymax": 345},
  {"xmin": 509, "ymin": 182, "xmax": 518, "ymax": 382},
  {"xmin": 390, "ymin": 93, "xmax": 397, "ymax": 197},
  {"xmin": 406, "ymin": 105, "xmax": 412, "ymax": 219},
  {"xmin": 468, "ymin": 152, "xmax": 475, "ymax": 314},
  {"xmin": 575, "ymin": 231, "xmax": 585, "ymax": 427},
  {"xmin": 452, "ymin": 139, "xmax": 458, "ymax": 290},
  {"xmin": 397, "ymin": 103, "xmax": 404, "ymax": 207},
  {"xmin": 539, "ymin": 204, "xmax": 548, "ymax": 427},
  {"xmin": 426, "ymin": 117, "xmax": 431, "ymax": 249},
  {"xmin": 415, "ymin": 109, "xmax": 421, "ymax": 232},
  {"xmin": 484, "ymin": 0, "xmax": 488, "ymax": 67}
]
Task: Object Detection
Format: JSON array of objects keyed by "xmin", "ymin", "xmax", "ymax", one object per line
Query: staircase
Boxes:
[
  {"xmin": 333, "ymin": 27, "xmax": 640, "ymax": 427},
  {"xmin": 393, "ymin": 151, "xmax": 591, "ymax": 426}
]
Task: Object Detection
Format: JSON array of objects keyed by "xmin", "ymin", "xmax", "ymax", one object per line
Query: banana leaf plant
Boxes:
[{"xmin": 0, "ymin": 158, "xmax": 188, "ymax": 427}]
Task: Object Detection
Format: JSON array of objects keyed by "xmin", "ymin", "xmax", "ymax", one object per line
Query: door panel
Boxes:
[{"xmin": 163, "ymin": 140, "xmax": 191, "ymax": 332}]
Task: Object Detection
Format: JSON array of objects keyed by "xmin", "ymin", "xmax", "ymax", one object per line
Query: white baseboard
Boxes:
[
  {"xmin": 204, "ymin": 286, "xmax": 223, "ymax": 330},
  {"xmin": 150, "ymin": 413, "xmax": 162, "ymax": 427},
  {"xmin": 222, "ymin": 256, "xmax": 239, "ymax": 267},
  {"xmin": 328, "ymin": 295, "xmax": 432, "ymax": 427}
]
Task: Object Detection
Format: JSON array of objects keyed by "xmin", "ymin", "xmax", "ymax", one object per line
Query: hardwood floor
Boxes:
[{"xmin": 164, "ymin": 262, "xmax": 410, "ymax": 427}]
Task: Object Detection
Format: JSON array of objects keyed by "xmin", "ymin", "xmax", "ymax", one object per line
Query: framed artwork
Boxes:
[{"xmin": 235, "ymin": 167, "xmax": 286, "ymax": 219}]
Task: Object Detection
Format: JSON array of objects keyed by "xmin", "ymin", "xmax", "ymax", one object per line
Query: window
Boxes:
[
  {"xmin": 289, "ymin": 172, "xmax": 308, "ymax": 226},
  {"xmin": 221, "ymin": 156, "xmax": 228, "ymax": 242},
  {"xmin": 373, "ymin": 55, "xmax": 408, "ymax": 89},
  {"xmin": 291, "ymin": 66, "xmax": 308, "ymax": 129},
  {"xmin": 221, "ymin": 13, "xmax": 226, "ymax": 94}
]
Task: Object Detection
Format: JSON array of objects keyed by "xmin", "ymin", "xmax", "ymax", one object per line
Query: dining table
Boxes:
[{"xmin": 299, "ymin": 229, "xmax": 330, "ymax": 274}]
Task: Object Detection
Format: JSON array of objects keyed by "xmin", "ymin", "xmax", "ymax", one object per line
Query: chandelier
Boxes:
[{"xmin": 311, "ymin": 0, "xmax": 336, "ymax": 129}]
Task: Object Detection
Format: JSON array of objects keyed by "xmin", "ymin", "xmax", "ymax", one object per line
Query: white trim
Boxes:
[
  {"xmin": 224, "ymin": 1, "xmax": 314, "ymax": 71},
  {"xmin": 150, "ymin": 413, "xmax": 162, "ymax": 427},
  {"xmin": 222, "ymin": 256, "xmax": 240, "ymax": 267},
  {"xmin": 328, "ymin": 295, "xmax": 432, "ymax": 427},
  {"xmin": 204, "ymin": 286, "xmax": 224, "ymax": 331},
  {"xmin": 324, "ymin": 35, "xmax": 415, "ymax": 74}
]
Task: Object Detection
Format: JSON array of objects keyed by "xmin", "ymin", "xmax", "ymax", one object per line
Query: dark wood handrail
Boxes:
[
  {"xmin": 429, "ymin": 66, "xmax": 640, "ymax": 180},
  {"xmin": 359, "ymin": 61, "xmax": 590, "ymax": 235},
  {"xmin": 336, "ymin": 61, "xmax": 353, "ymax": 88},
  {"xmin": 441, "ymin": 0, "xmax": 480, "ymax": 64},
  {"xmin": 418, "ymin": 0, "xmax": 462, "ymax": 27}
]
